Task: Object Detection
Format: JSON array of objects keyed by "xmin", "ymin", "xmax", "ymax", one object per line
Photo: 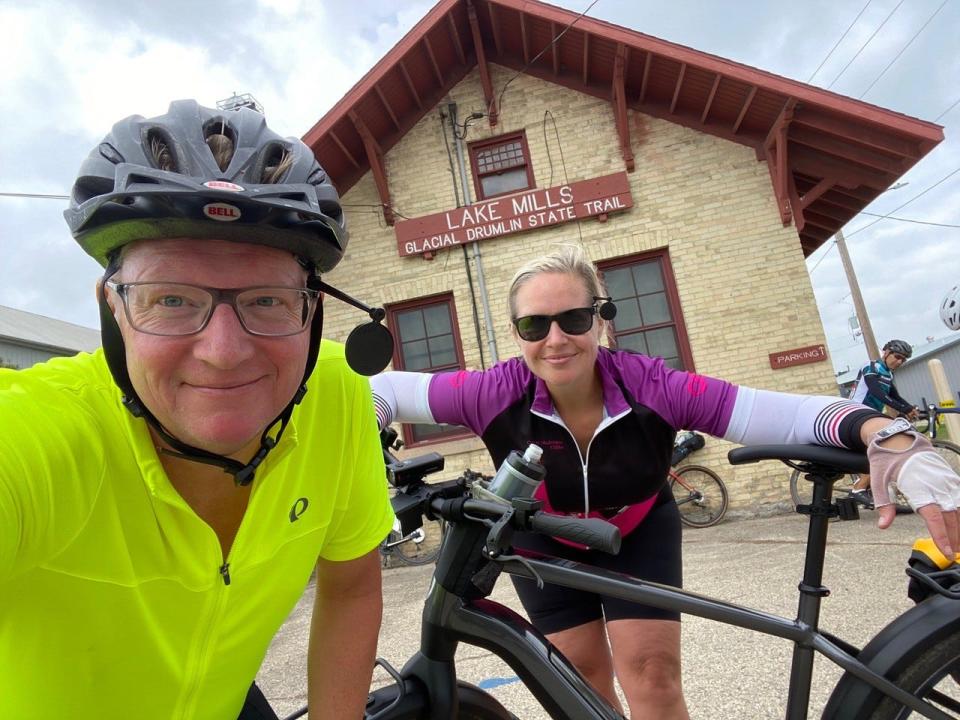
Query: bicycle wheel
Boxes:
[
  {"xmin": 670, "ymin": 465, "xmax": 729, "ymax": 528},
  {"xmin": 932, "ymin": 439, "xmax": 960, "ymax": 476},
  {"xmin": 823, "ymin": 598, "xmax": 960, "ymax": 719},
  {"xmin": 387, "ymin": 518, "xmax": 446, "ymax": 567},
  {"xmin": 365, "ymin": 679, "xmax": 517, "ymax": 719}
]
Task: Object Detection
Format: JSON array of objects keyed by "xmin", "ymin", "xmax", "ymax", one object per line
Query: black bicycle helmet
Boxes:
[
  {"xmin": 63, "ymin": 100, "xmax": 368, "ymax": 485},
  {"xmin": 883, "ymin": 339, "xmax": 913, "ymax": 359},
  {"xmin": 65, "ymin": 99, "xmax": 347, "ymax": 272}
]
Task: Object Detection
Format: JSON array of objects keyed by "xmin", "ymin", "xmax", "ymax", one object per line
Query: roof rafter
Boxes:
[
  {"xmin": 374, "ymin": 85, "xmax": 401, "ymax": 131},
  {"xmin": 701, "ymin": 74, "xmax": 720, "ymax": 124},
  {"xmin": 792, "ymin": 109, "xmax": 923, "ymax": 160},
  {"xmin": 638, "ymin": 51, "xmax": 652, "ymax": 103},
  {"xmin": 789, "ymin": 124, "xmax": 907, "ymax": 175},
  {"xmin": 798, "ymin": 176, "xmax": 835, "ymax": 212},
  {"xmin": 468, "ymin": 0, "xmax": 498, "ymax": 126},
  {"xmin": 349, "ymin": 111, "xmax": 394, "ymax": 226},
  {"xmin": 732, "ymin": 86, "xmax": 757, "ymax": 134},
  {"xmin": 551, "ymin": 22, "xmax": 560, "ymax": 75},
  {"xmin": 670, "ymin": 63, "xmax": 687, "ymax": 114},
  {"xmin": 582, "ymin": 31, "xmax": 590, "ymax": 84},
  {"xmin": 330, "ymin": 130, "xmax": 361, "ymax": 169},
  {"xmin": 612, "ymin": 43, "xmax": 634, "ymax": 172},
  {"xmin": 399, "ymin": 60, "xmax": 422, "ymax": 109},
  {"xmin": 486, "ymin": 0, "xmax": 502, "ymax": 55},
  {"xmin": 790, "ymin": 146, "xmax": 890, "ymax": 190},
  {"xmin": 519, "ymin": 10, "xmax": 530, "ymax": 65},
  {"xmin": 446, "ymin": 13, "xmax": 466, "ymax": 64},
  {"xmin": 423, "ymin": 35, "xmax": 445, "ymax": 86}
]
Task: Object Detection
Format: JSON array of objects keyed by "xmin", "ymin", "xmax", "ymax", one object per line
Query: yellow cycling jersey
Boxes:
[{"xmin": 0, "ymin": 342, "xmax": 393, "ymax": 719}]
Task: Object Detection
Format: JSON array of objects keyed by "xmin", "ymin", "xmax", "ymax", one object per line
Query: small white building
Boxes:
[{"xmin": 0, "ymin": 305, "xmax": 100, "ymax": 369}]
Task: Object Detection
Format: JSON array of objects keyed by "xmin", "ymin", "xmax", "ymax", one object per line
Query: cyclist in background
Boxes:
[
  {"xmin": 848, "ymin": 339, "xmax": 920, "ymax": 507},
  {"xmin": 0, "ymin": 101, "xmax": 393, "ymax": 719},
  {"xmin": 371, "ymin": 245, "xmax": 960, "ymax": 720}
]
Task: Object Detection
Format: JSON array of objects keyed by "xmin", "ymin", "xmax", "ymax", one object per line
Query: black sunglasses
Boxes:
[{"xmin": 512, "ymin": 306, "xmax": 598, "ymax": 342}]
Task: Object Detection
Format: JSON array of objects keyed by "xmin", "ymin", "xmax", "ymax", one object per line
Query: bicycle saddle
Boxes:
[{"xmin": 728, "ymin": 444, "xmax": 868, "ymax": 474}]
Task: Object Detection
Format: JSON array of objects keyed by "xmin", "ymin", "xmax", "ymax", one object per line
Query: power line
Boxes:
[
  {"xmin": 827, "ymin": 0, "xmax": 905, "ymax": 90},
  {"xmin": 808, "ymin": 166, "xmax": 960, "ymax": 275},
  {"xmin": 858, "ymin": 0, "xmax": 949, "ymax": 99},
  {"xmin": 935, "ymin": 96, "xmax": 960, "ymax": 123},
  {"xmin": 807, "ymin": 0, "xmax": 873, "ymax": 83},
  {"xmin": 495, "ymin": 0, "xmax": 600, "ymax": 117},
  {"xmin": 845, "ymin": 166, "xmax": 960, "ymax": 239},
  {"xmin": 857, "ymin": 211, "xmax": 960, "ymax": 229},
  {"xmin": 807, "ymin": 241, "xmax": 836, "ymax": 275}
]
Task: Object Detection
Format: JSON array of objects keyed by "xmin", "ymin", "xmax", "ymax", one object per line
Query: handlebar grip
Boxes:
[{"xmin": 530, "ymin": 514, "xmax": 621, "ymax": 555}]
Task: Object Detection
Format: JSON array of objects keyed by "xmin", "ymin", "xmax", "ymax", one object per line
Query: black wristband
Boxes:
[{"xmin": 839, "ymin": 409, "xmax": 888, "ymax": 451}]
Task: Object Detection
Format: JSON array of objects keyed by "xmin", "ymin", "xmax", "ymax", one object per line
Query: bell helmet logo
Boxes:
[
  {"xmin": 203, "ymin": 202, "xmax": 242, "ymax": 221},
  {"xmin": 204, "ymin": 180, "xmax": 245, "ymax": 192}
]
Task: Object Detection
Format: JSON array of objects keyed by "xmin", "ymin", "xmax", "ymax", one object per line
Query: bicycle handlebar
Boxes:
[
  {"xmin": 420, "ymin": 491, "xmax": 622, "ymax": 555},
  {"xmin": 529, "ymin": 512, "xmax": 622, "ymax": 554}
]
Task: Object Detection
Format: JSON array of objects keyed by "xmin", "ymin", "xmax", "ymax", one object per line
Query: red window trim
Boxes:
[
  {"xmin": 385, "ymin": 292, "xmax": 472, "ymax": 448},
  {"xmin": 467, "ymin": 130, "xmax": 536, "ymax": 201},
  {"xmin": 597, "ymin": 250, "xmax": 695, "ymax": 371}
]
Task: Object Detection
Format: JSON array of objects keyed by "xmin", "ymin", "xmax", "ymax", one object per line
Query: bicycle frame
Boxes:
[{"xmin": 379, "ymin": 466, "xmax": 954, "ymax": 720}]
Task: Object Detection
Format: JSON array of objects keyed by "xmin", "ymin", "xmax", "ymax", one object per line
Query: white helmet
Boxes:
[{"xmin": 941, "ymin": 286, "xmax": 960, "ymax": 331}]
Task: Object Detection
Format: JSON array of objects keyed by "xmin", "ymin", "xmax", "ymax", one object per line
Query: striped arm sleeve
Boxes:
[
  {"xmin": 369, "ymin": 372, "xmax": 436, "ymax": 430},
  {"xmin": 724, "ymin": 387, "xmax": 884, "ymax": 450}
]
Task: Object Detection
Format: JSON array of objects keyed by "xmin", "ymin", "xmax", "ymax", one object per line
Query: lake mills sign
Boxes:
[{"xmin": 394, "ymin": 171, "xmax": 633, "ymax": 257}]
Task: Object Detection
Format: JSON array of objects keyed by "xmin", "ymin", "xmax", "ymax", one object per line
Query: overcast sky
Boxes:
[{"xmin": 1, "ymin": 0, "xmax": 957, "ymax": 379}]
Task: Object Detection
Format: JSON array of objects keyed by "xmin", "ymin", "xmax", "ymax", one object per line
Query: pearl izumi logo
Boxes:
[
  {"xmin": 289, "ymin": 497, "xmax": 309, "ymax": 522},
  {"xmin": 203, "ymin": 202, "xmax": 242, "ymax": 221},
  {"xmin": 203, "ymin": 180, "xmax": 244, "ymax": 192}
]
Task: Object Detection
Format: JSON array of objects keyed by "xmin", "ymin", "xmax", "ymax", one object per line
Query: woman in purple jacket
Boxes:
[{"xmin": 372, "ymin": 245, "xmax": 958, "ymax": 719}]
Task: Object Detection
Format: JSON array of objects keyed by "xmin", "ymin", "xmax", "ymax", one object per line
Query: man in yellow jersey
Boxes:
[{"xmin": 0, "ymin": 100, "xmax": 394, "ymax": 719}]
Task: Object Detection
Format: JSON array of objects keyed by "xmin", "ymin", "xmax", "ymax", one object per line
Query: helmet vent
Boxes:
[
  {"xmin": 203, "ymin": 118, "xmax": 236, "ymax": 172},
  {"xmin": 260, "ymin": 143, "xmax": 292, "ymax": 184},
  {"xmin": 98, "ymin": 142, "xmax": 125, "ymax": 165},
  {"xmin": 146, "ymin": 129, "xmax": 179, "ymax": 173}
]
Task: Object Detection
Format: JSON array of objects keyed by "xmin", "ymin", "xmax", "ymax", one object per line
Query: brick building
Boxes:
[{"xmin": 303, "ymin": 0, "xmax": 942, "ymax": 512}]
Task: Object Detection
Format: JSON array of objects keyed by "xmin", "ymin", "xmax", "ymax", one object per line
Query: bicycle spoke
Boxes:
[{"xmin": 671, "ymin": 466, "xmax": 729, "ymax": 528}]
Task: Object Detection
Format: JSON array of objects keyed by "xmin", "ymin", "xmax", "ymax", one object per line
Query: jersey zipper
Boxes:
[
  {"xmin": 175, "ymin": 554, "xmax": 232, "ymax": 718},
  {"xmin": 532, "ymin": 409, "xmax": 625, "ymax": 517}
]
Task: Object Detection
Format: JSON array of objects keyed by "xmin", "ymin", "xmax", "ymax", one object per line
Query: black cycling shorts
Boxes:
[{"xmin": 510, "ymin": 489, "xmax": 682, "ymax": 635}]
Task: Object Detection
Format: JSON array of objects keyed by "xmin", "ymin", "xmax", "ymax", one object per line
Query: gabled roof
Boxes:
[
  {"xmin": 0, "ymin": 305, "xmax": 100, "ymax": 354},
  {"xmin": 302, "ymin": 0, "xmax": 943, "ymax": 256}
]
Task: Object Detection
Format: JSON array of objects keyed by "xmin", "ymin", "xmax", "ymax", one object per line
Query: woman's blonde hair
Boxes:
[{"xmin": 508, "ymin": 244, "xmax": 604, "ymax": 318}]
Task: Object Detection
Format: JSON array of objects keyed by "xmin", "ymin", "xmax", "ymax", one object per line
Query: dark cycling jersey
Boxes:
[
  {"xmin": 427, "ymin": 349, "xmax": 734, "ymax": 512},
  {"xmin": 373, "ymin": 348, "xmax": 879, "ymax": 524},
  {"xmin": 850, "ymin": 359, "xmax": 914, "ymax": 415}
]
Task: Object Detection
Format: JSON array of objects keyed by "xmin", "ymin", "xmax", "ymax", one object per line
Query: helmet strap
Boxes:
[{"xmin": 97, "ymin": 258, "xmax": 324, "ymax": 486}]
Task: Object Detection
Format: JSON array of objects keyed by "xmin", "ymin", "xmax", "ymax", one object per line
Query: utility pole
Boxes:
[{"xmin": 834, "ymin": 228, "xmax": 880, "ymax": 360}]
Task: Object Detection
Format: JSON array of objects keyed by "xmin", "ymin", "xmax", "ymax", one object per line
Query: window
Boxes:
[
  {"xmin": 387, "ymin": 293, "xmax": 469, "ymax": 446},
  {"xmin": 598, "ymin": 251, "xmax": 694, "ymax": 371},
  {"xmin": 469, "ymin": 131, "xmax": 535, "ymax": 200}
]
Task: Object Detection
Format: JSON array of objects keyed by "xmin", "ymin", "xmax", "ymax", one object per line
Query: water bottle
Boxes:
[{"xmin": 474, "ymin": 444, "xmax": 546, "ymax": 505}]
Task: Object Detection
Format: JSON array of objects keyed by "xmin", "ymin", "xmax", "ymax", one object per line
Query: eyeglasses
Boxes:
[
  {"xmin": 512, "ymin": 306, "xmax": 598, "ymax": 342},
  {"xmin": 891, "ymin": 353, "xmax": 907, "ymax": 362},
  {"xmin": 106, "ymin": 282, "xmax": 318, "ymax": 337}
]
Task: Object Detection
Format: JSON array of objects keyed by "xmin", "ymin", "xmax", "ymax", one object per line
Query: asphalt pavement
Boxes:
[{"xmin": 257, "ymin": 506, "xmax": 932, "ymax": 719}]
